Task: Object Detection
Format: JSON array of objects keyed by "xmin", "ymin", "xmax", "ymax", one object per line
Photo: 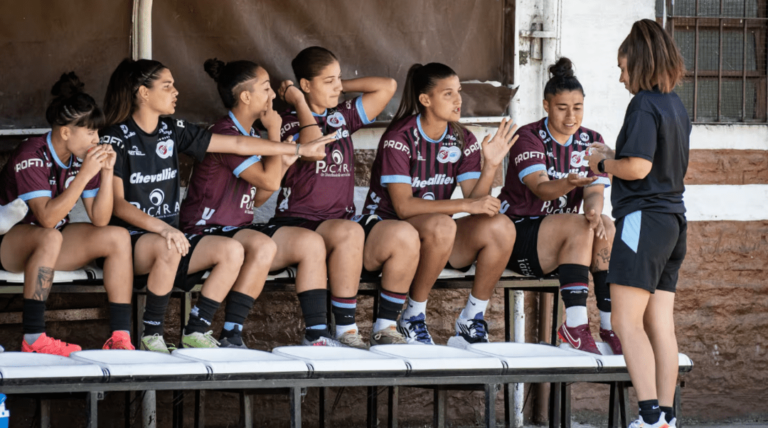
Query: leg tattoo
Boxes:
[
  {"xmin": 592, "ymin": 248, "xmax": 611, "ymax": 271},
  {"xmin": 32, "ymin": 267, "xmax": 54, "ymax": 301}
]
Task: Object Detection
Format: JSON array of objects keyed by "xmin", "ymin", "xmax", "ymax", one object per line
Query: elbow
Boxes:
[
  {"xmin": 38, "ymin": 217, "xmax": 59, "ymax": 229},
  {"xmin": 92, "ymin": 218, "xmax": 109, "ymax": 227},
  {"xmin": 384, "ymin": 78, "xmax": 398, "ymax": 96},
  {"xmin": 393, "ymin": 204, "xmax": 410, "ymax": 220},
  {"xmin": 263, "ymin": 180, "xmax": 281, "ymax": 193}
]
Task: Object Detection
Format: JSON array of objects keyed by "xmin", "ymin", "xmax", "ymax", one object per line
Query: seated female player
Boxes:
[
  {"xmin": 179, "ymin": 58, "xmax": 336, "ymax": 347},
  {"xmin": 497, "ymin": 57, "xmax": 620, "ymax": 355},
  {"xmin": 101, "ymin": 59, "xmax": 335, "ymax": 353},
  {"xmin": 364, "ymin": 63, "xmax": 518, "ymax": 348},
  {"xmin": 0, "ymin": 72, "xmax": 134, "ymax": 355}
]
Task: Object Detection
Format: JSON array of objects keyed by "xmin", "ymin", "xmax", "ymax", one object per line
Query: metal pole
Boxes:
[
  {"xmin": 143, "ymin": 390, "xmax": 156, "ymax": 428},
  {"xmin": 512, "ymin": 290, "xmax": 525, "ymax": 427},
  {"xmin": 132, "ymin": 0, "xmax": 153, "ymax": 60}
]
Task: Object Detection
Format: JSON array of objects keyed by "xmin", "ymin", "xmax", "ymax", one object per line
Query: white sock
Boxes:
[
  {"xmin": 565, "ymin": 306, "xmax": 589, "ymax": 327},
  {"xmin": 460, "ymin": 293, "xmax": 489, "ymax": 320},
  {"xmin": 335, "ymin": 323, "xmax": 358, "ymax": 338},
  {"xmin": 600, "ymin": 310, "xmax": 612, "ymax": 330},
  {"xmin": 373, "ymin": 318, "xmax": 397, "ymax": 332},
  {"xmin": 401, "ymin": 296, "xmax": 427, "ymax": 322},
  {"xmin": 0, "ymin": 199, "xmax": 28, "ymax": 235}
]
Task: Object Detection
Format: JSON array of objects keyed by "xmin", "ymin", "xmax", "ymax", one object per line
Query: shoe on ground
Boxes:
[
  {"xmin": 558, "ymin": 323, "xmax": 601, "ymax": 355},
  {"xmin": 628, "ymin": 414, "xmax": 671, "ymax": 428},
  {"xmin": 302, "ymin": 335, "xmax": 343, "ymax": 347},
  {"xmin": 181, "ymin": 330, "xmax": 220, "ymax": 349},
  {"xmin": 102, "ymin": 331, "xmax": 135, "ymax": 350},
  {"xmin": 397, "ymin": 313, "xmax": 435, "ymax": 345},
  {"xmin": 666, "ymin": 415, "xmax": 677, "ymax": 428},
  {"xmin": 370, "ymin": 325, "xmax": 407, "ymax": 345},
  {"xmin": 599, "ymin": 328, "xmax": 623, "ymax": 355},
  {"xmin": 337, "ymin": 329, "xmax": 368, "ymax": 349},
  {"xmin": 22, "ymin": 333, "xmax": 81, "ymax": 357},
  {"xmin": 447, "ymin": 312, "xmax": 490, "ymax": 350},
  {"xmin": 140, "ymin": 334, "xmax": 171, "ymax": 354},
  {"xmin": 219, "ymin": 325, "xmax": 248, "ymax": 349}
]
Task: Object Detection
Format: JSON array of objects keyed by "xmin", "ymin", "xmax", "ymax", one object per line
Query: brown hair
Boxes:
[{"xmin": 618, "ymin": 19, "xmax": 685, "ymax": 94}]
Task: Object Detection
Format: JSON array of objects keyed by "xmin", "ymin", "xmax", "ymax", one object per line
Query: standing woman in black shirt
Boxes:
[
  {"xmin": 101, "ymin": 59, "xmax": 335, "ymax": 353},
  {"xmin": 586, "ymin": 20, "xmax": 690, "ymax": 428}
]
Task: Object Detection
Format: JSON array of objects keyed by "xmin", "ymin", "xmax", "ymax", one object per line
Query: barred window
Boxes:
[{"xmin": 657, "ymin": 0, "xmax": 768, "ymax": 123}]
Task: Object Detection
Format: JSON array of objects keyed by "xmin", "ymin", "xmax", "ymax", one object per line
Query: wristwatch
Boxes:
[{"xmin": 597, "ymin": 159, "xmax": 606, "ymax": 173}]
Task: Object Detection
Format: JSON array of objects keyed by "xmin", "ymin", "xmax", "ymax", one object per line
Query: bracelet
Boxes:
[
  {"xmin": 279, "ymin": 84, "xmax": 294, "ymax": 101},
  {"xmin": 298, "ymin": 123, "xmax": 319, "ymax": 131},
  {"xmin": 295, "ymin": 143, "xmax": 301, "ymax": 158}
]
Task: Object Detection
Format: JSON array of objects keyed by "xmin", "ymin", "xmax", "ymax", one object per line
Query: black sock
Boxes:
[
  {"xmin": 639, "ymin": 399, "xmax": 661, "ymax": 424},
  {"xmin": 593, "ymin": 270, "xmax": 611, "ymax": 312},
  {"xmin": 185, "ymin": 295, "xmax": 221, "ymax": 334},
  {"xmin": 223, "ymin": 291, "xmax": 254, "ymax": 330},
  {"xmin": 660, "ymin": 406, "xmax": 674, "ymax": 423},
  {"xmin": 143, "ymin": 290, "xmax": 170, "ymax": 337},
  {"xmin": 559, "ymin": 264, "xmax": 589, "ymax": 308},
  {"xmin": 378, "ymin": 290, "xmax": 407, "ymax": 321},
  {"xmin": 109, "ymin": 302, "xmax": 132, "ymax": 333},
  {"xmin": 298, "ymin": 289, "xmax": 329, "ymax": 341},
  {"xmin": 331, "ymin": 295, "xmax": 357, "ymax": 327},
  {"xmin": 22, "ymin": 299, "xmax": 46, "ymax": 334}
]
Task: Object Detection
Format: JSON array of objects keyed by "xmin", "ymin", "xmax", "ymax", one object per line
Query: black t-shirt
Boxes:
[
  {"xmin": 611, "ymin": 88, "xmax": 691, "ymax": 219},
  {"xmin": 100, "ymin": 116, "xmax": 212, "ymax": 231}
]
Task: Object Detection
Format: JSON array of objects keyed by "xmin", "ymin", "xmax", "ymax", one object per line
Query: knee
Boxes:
[
  {"xmin": 567, "ymin": 216, "xmax": 594, "ymax": 243},
  {"xmin": 389, "ymin": 223, "xmax": 421, "ymax": 257},
  {"xmin": 217, "ymin": 240, "xmax": 245, "ymax": 267},
  {"xmin": 486, "ymin": 215, "xmax": 516, "ymax": 250},
  {"xmin": 601, "ymin": 215, "xmax": 616, "ymax": 241},
  {"xmin": 155, "ymin": 241, "xmax": 182, "ymax": 267},
  {"xmin": 301, "ymin": 232, "xmax": 328, "ymax": 261},
  {"xmin": 243, "ymin": 237, "xmax": 277, "ymax": 267},
  {"xmin": 38, "ymin": 228, "xmax": 63, "ymax": 249},
  {"xmin": 105, "ymin": 227, "xmax": 132, "ymax": 252},
  {"xmin": 419, "ymin": 215, "xmax": 456, "ymax": 248},
  {"xmin": 330, "ymin": 223, "xmax": 365, "ymax": 250}
]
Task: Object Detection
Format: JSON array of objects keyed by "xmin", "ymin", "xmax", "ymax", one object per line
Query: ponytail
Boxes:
[
  {"xmin": 203, "ymin": 58, "xmax": 261, "ymax": 109},
  {"xmin": 45, "ymin": 72, "xmax": 105, "ymax": 130},
  {"xmin": 103, "ymin": 58, "xmax": 166, "ymax": 126},
  {"xmin": 543, "ymin": 57, "xmax": 585, "ymax": 99}
]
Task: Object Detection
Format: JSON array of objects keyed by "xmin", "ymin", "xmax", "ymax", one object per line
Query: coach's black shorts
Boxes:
[
  {"xmin": 351, "ymin": 214, "xmax": 387, "ymax": 280},
  {"xmin": 199, "ymin": 223, "xmax": 279, "ymax": 239},
  {"xmin": 607, "ymin": 211, "xmax": 687, "ymax": 293},
  {"xmin": 129, "ymin": 230, "xmax": 206, "ymax": 292},
  {"xmin": 506, "ymin": 216, "xmax": 546, "ymax": 277}
]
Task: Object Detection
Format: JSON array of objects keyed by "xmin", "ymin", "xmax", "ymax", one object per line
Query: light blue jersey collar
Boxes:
[
  {"xmin": 544, "ymin": 118, "xmax": 573, "ymax": 147},
  {"xmin": 416, "ymin": 114, "xmax": 448, "ymax": 143},
  {"xmin": 46, "ymin": 132, "xmax": 72, "ymax": 169},
  {"xmin": 228, "ymin": 111, "xmax": 256, "ymax": 137}
]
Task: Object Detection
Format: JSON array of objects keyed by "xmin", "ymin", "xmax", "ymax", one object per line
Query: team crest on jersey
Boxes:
[
  {"xmin": 580, "ymin": 132, "xmax": 589, "ymax": 142},
  {"xmin": 570, "ymin": 151, "xmax": 588, "ymax": 167},
  {"xmin": 65, "ymin": 176, "xmax": 75, "ymax": 188},
  {"xmin": 120, "ymin": 124, "xmax": 136, "ymax": 139},
  {"xmin": 437, "ymin": 146, "xmax": 461, "ymax": 164},
  {"xmin": 332, "ymin": 149, "xmax": 344, "ymax": 164},
  {"xmin": 327, "ymin": 112, "xmax": 346, "ymax": 128},
  {"xmin": 539, "ymin": 130, "xmax": 547, "ymax": 140},
  {"xmin": 156, "ymin": 140, "xmax": 174, "ymax": 159}
]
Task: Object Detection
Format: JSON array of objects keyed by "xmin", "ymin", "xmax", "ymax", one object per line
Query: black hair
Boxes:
[
  {"xmin": 203, "ymin": 58, "xmax": 262, "ymax": 110},
  {"xmin": 543, "ymin": 57, "xmax": 585, "ymax": 99},
  {"xmin": 45, "ymin": 72, "xmax": 105, "ymax": 130},
  {"xmin": 291, "ymin": 46, "xmax": 339, "ymax": 85},
  {"xmin": 389, "ymin": 63, "xmax": 465, "ymax": 146},
  {"xmin": 103, "ymin": 58, "xmax": 167, "ymax": 126}
]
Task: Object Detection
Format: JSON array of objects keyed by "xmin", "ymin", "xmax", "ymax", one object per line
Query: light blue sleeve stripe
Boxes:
[
  {"xmin": 232, "ymin": 155, "xmax": 261, "ymax": 178},
  {"xmin": 621, "ymin": 211, "xmax": 642, "ymax": 253},
  {"xmin": 518, "ymin": 164, "xmax": 547, "ymax": 183},
  {"xmin": 355, "ymin": 96, "xmax": 375, "ymax": 125},
  {"xmin": 82, "ymin": 188, "xmax": 99, "ymax": 199},
  {"xmin": 457, "ymin": 171, "xmax": 481, "ymax": 183},
  {"xmin": 381, "ymin": 175, "xmax": 411, "ymax": 187},
  {"xmin": 590, "ymin": 176, "xmax": 611, "ymax": 188},
  {"xmin": 19, "ymin": 190, "xmax": 52, "ymax": 201}
]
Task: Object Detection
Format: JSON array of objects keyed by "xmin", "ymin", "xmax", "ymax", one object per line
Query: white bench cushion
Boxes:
[
  {"xmin": 0, "ymin": 263, "xmax": 103, "ymax": 284},
  {"xmin": 70, "ymin": 350, "xmax": 209, "ymax": 378},
  {"xmin": 370, "ymin": 344, "xmax": 504, "ymax": 372},
  {"xmin": 272, "ymin": 346, "xmax": 407, "ymax": 374},
  {"xmin": 0, "ymin": 352, "xmax": 104, "ymax": 381},
  {"xmin": 469, "ymin": 343, "xmax": 598, "ymax": 370},
  {"xmin": 559, "ymin": 343, "xmax": 694, "ymax": 370},
  {"xmin": 172, "ymin": 348, "xmax": 308, "ymax": 376}
]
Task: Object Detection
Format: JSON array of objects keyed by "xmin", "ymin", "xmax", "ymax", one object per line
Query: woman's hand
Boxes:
[
  {"xmin": 297, "ymin": 133, "xmax": 338, "ymax": 158},
  {"xmin": 278, "ymin": 80, "xmax": 304, "ymax": 106},
  {"xmin": 481, "ymin": 118, "xmax": 519, "ymax": 168},
  {"xmin": 160, "ymin": 226, "xmax": 190, "ymax": 256},
  {"xmin": 465, "ymin": 195, "xmax": 501, "ymax": 216},
  {"xmin": 81, "ymin": 145, "xmax": 108, "ymax": 181},
  {"xmin": 281, "ymin": 137, "xmax": 300, "ymax": 168},
  {"xmin": 261, "ymin": 107, "xmax": 282, "ymax": 137},
  {"xmin": 100, "ymin": 144, "xmax": 117, "ymax": 172}
]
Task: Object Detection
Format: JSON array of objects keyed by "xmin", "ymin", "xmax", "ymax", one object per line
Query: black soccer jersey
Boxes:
[{"xmin": 100, "ymin": 116, "xmax": 212, "ymax": 231}]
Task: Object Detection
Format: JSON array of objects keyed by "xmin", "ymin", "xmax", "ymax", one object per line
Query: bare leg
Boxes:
[
  {"xmin": 314, "ymin": 219, "xmax": 364, "ymax": 297},
  {"xmin": 404, "ymin": 214, "xmax": 456, "ymax": 302},
  {"xmin": 0, "ymin": 224, "xmax": 62, "ymax": 301},
  {"xmin": 644, "ymin": 290, "xmax": 678, "ymax": 407},
  {"xmin": 133, "ymin": 233, "xmax": 182, "ymax": 296},
  {"xmin": 186, "ymin": 236, "xmax": 244, "ymax": 302},
  {"xmin": 270, "ymin": 226, "xmax": 327, "ymax": 293},
  {"xmin": 230, "ymin": 229, "xmax": 277, "ymax": 299},
  {"xmin": 363, "ymin": 220, "xmax": 420, "ymax": 294}
]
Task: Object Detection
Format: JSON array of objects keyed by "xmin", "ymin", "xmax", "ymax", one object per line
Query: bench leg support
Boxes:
[
  {"xmin": 367, "ymin": 386, "xmax": 378, "ymax": 428},
  {"xmin": 433, "ymin": 387, "xmax": 446, "ymax": 428},
  {"xmin": 239, "ymin": 391, "xmax": 253, "ymax": 428},
  {"xmin": 143, "ymin": 390, "xmax": 157, "ymax": 428},
  {"xmin": 289, "ymin": 387, "xmax": 302, "ymax": 428},
  {"xmin": 39, "ymin": 399, "xmax": 51, "ymax": 428},
  {"xmin": 86, "ymin": 391, "xmax": 102, "ymax": 428},
  {"xmin": 388, "ymin": 386, "xmax": 398, "ymax": 428},
  {"xmin": 319, "ymin": 387, "xmax": 331, "ymax": 428},
  {"xmin": 618, "ymin": 382, "xmax": 630, "ymax": 428},
  {"xmin": 549, "ymin": 383, "xmax": 562, "ymax": 428},
  {"xmin": 608, "ymin": 382, "xmax": 618, "ymax": 428},
  {"xmin": 560, "ymin": 383, "xmax": 571, "ymax": 428},
  {"xmin": 195, "ymin": 390, "xmax": 206, "ymax": 428},
  {"xmin": 485, "ymin": 383, "xmax": 498, "ymax": 428},
  {"xmin": 674, "ymin": 384, "xmax": 683, "ymax": 428}
]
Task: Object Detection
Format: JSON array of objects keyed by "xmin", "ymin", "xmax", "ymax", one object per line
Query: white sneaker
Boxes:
[
  {"xmin": 302, "ymin": 335, "xmax": 343, "ymax": 347},
  {"xmin": 447, "ymin": 312, "xmax": 490, "ymax": 350},
  {"xmin": 396, "ymin": 313, "xmax": 435, "ymax": 345},
  {"xmin": 628, "ymin": 414, "xmax": 671, "ymax": 428}
]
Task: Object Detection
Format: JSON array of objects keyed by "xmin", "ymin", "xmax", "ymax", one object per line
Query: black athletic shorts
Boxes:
[
  {"xmin": 267, "ymin": 216, "xmax": 323, "ymax": 232},
  {"xmin": 199, "ymin": 223, "xmax": 279, "ymax": 239},
  {"xmin": 129, "ymin": 230, "xmax": 206, "ymax": 292},
  {"xmin": 352, "ymin": 214, "xmax": 386, "ymax": 280},
  {"xmin": 607, "ymin": 211, "xmax": 687, "ymax": 293},
  {"xmin": 506, "ymin": 216, "xmax": 546, "ymax": 277}
]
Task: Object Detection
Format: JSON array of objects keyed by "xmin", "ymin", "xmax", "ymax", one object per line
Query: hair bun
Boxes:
[
  {"xmin": 204, "ymin": 58, "xmax": 226, "ymax": 82},
  {"xmin": 51, "ymin": 72, "xmax": 85, "ymax": 98},
  {"xmin": 549, "ymin": 57, "xmax": 575, "ymax": 79}
]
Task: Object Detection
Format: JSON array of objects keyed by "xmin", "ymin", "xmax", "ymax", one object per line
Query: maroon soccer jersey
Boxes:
[
  {"xmin": 180, "ymin": 112, "xmax": 263, "ymax": 234},
  {"xmin": 364, "ymin": 115, "xmax": 482, "ymax": 220},
  {"xmin": 0, "ymin": 133, "xmax": 100, "ymax": 229},
  {"xmin": 276, "ymin": 96, "xmax": 373, "ymax": 221},
  {"xmin": 498, "ymin": 118, "xmax": 609, "ymax": 219}
]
